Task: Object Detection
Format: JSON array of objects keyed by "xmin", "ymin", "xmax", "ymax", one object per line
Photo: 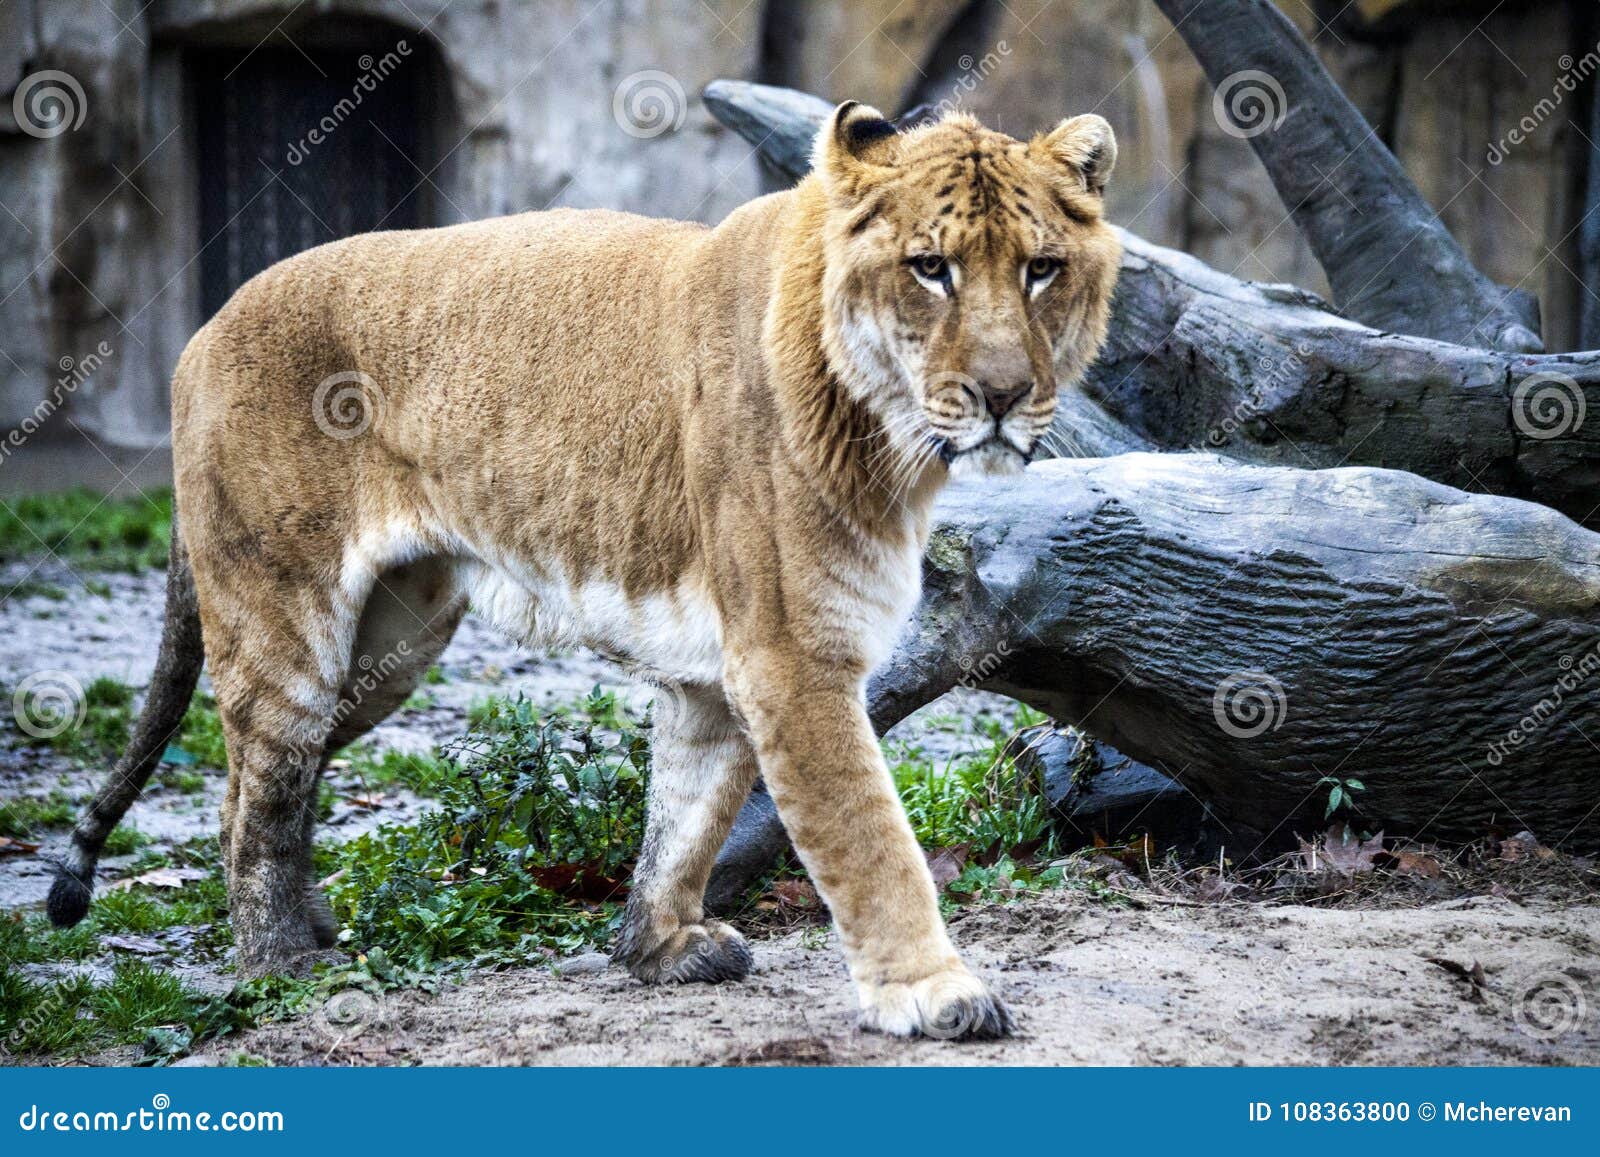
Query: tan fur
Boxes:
[{"xmin": 165, "ymin": 104, "xmax": 1120, "ymax": 1036}]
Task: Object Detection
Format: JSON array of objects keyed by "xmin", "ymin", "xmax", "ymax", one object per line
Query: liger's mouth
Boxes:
[{"xmin": 930, "ymin": 434, "xmax": 1035, "ymax": 466}]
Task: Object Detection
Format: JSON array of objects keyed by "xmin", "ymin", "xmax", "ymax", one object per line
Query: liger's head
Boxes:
[{"xmin": 814, "ymin": 101, "xmax": 1122, "ymax": 478}]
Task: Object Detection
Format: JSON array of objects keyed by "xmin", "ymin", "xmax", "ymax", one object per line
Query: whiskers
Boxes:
[
  {"xmin": 858, "ymin": 409, "xmax": 945, "ymax": 513},
  {"xmin": 1034, "ymin": 421, "xmax": 1088, "ymax": 462}
]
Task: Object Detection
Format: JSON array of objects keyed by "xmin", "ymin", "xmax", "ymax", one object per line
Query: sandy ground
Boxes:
[
  {"xmin": 190, "ymin": 893, "xmax": 1600, "ymax": 1067},
  {"xmin": 4, "ymin": 567, "xmax": 1599, "ymax": 1066}
]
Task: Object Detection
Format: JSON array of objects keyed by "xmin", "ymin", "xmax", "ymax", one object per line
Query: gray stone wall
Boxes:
[{"xmin": 0, "ymin": 0, "xmax": 1592, "ymax": 452}]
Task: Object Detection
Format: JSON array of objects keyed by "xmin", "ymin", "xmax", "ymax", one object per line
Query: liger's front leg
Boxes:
[
  {"xmin": 726, "ymin": 650, "xmax": 1012, "ymax": 1039},
  {"xmin": 615, "ymin": 682, "xmax": 758, "ymax": 984}
]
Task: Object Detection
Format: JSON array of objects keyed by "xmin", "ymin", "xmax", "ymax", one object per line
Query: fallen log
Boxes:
[
  {"xmin": 872, "ymin": 454, "xmax": 1600, "ymax": 852},
  {"xmin": 701, "ymin": 80, "xmax": 1600, "ymax": 528},
  {"xmin": 1151, "ymin": 0, "xmax": 1540, "ymax": 352}
]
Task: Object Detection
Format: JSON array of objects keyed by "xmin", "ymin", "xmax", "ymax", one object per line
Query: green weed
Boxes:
[
  {"xmin": 176, "ymin": 692, "xmax": 228, "ymax": 768},
  {"xmin": 340, "ymin": 745, "xmax": 454, "ymax": 797},
  {"xmin": 327, "ymin": 691, "xmax": 647, "ymax": 970}
]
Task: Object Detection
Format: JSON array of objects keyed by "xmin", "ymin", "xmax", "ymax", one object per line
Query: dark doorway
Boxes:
[{"xmin": 192, "ymin": 29, "xmax": 437, "ymax": 315}]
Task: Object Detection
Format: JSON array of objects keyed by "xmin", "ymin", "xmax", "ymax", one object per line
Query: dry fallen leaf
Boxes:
[
  {"xmin": 1381, "ymin": 848, "xmax": 1442, "ymax": 878},
  {"xmin": 924, "ymin": 845, "xmax": 970, "ymax": 890},
  {"xmin": 105, "ymin": 866, "xmax": 207, "ymax": 893},
  {"xmin": 528, "ymin": 862, "xmax": 629, "ymax": 903},
  {"xmin": 1302, "ymin": 824, "xmax": 1385, "ymax": 876},
  {"xmin": 0, "ymin": 836, "xmax": 41, "ymax": 855},
  {"xmin": 1499, "ymin": 831, "xmax": 1555, "ymax": 863},
  {"xmin": 772, "ymin": 878, "xmax": 821, "ymax": 909},
  {"xmin": 1425, "ymin": 956, "xmax": 1487, "ymax": 1002},
  {"xmin": 102, "ymin": 933, "xmax": 165, "ymax": 955}
]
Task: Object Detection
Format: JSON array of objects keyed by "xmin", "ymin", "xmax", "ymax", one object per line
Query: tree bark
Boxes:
[{"xmin": 1150, "ymin": 0, "xmax": 1541, "ymax": 352}]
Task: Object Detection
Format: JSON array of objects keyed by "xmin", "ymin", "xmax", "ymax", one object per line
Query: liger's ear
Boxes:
[
  {"xmin": 814, "ymin": 101, "xmax": 900, "ymax": 190},
  {"xmin": 1032, "ymin": 114, "xmax": 1117, "ymax": 195}
]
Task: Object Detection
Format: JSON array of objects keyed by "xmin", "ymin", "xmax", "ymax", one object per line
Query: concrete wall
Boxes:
[{"xmin": 0, "ymin": 0, "xmax": 1593, "ymax": 453}]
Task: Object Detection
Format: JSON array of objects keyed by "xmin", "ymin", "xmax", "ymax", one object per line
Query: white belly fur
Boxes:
[
  {"xmin": 344, "ymin": 518, "xmax": 920, "ymax": 689},
  {"xmin": 456, "ymin": 558, "xmax": 726, "ymax": 685}
]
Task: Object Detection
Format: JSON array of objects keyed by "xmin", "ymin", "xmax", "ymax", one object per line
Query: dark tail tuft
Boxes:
[{"xmin": 46, "ymin": 859, "xmax": 94, "ymax": 927}]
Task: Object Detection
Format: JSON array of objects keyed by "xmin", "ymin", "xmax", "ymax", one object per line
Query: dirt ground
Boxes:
[
  {"xmin": 182, "ymin": 893, "xmax": 1600, "ymax": 1067},
  {"xmin": 4, "ymin": 567, "xmax": 1599, "ymax": 1067}
]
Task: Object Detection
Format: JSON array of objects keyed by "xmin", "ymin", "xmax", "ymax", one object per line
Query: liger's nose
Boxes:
[{"xmin": 981, "ymin": 381, "xmax": 1030, "ymax": 419}]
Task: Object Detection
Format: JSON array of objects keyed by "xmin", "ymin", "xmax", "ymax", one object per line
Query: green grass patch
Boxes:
[
  {"xmin": 0, "ymin": 910, "xmax": 103, "ymax": 967},
  {"xmin": 0, "ymin": 488, "xmax": 172, "ymax": 572},
  {"xmin": 59, "ymin": 676, "xmax": 136, "ymax": 760},
  {"xmin": 0, "ymin": 791, "xmax": 77, "ymax": 836},
  {"xmin": 889, "ymin": 703, "xmax": 1064, "ymax": 905},
  {"xmin": 4, "ymin": 579, "xmax": 68, "ymax": 601},
  {"xmin": 0, "ymin": 960, "xmax": 224, "ymax": 1060}
]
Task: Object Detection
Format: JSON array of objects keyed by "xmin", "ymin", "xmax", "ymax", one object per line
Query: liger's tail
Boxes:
[{"xmin": 47, "ymin": 516, "xmax": 205, "ymax": 927}]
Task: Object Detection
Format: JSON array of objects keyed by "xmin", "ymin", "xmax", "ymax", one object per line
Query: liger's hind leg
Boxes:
[
  {"xmin": 615, "ymin": 682, "xmax": 759, "ymax": 983},
  {"xmin": 207, "ymin": 582, "xmax": 358, "ymax": 977}
]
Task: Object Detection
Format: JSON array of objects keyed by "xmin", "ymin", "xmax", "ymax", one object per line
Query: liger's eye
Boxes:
[
  {"xmin": 1026, "ymin": 256, "xmax": 1061, "ymax": 284},
  {"xmin": 910, "ymin": 254, "xmax": 950, "ymax": 283}
]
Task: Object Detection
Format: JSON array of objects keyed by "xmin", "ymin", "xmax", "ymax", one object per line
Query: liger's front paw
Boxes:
[
  {"xmin": 858, "ymin": 968, "xmax": 1013, "ymax": 1040},
  {"xmin": 622, "ymin": 920, "xmax": 753, "ymax": 984}
]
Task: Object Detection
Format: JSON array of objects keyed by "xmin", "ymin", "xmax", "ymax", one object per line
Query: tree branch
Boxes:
[{"xmin": 1150, "ymin": 0, "xmax": 1540, "ymax": 352}]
